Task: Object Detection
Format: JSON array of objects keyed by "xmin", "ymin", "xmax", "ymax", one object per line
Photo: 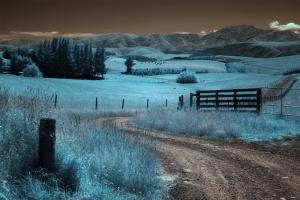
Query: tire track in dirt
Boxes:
[{"xmin": 98, "ymin": 117, "xmax": 300, "ymax": 200}]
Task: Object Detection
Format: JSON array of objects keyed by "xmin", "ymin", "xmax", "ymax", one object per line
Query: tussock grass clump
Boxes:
[
  {"xmin": 132, "ymin": 110, "xmax": 300, "ymax": 141},
  {"xmin": 0, "ymin": 88, "xmax": 167, "ymax": 199}
]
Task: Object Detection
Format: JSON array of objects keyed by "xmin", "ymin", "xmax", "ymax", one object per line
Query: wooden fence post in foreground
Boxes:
[
  {"xmin": 122, "ymin": 98, "xmax": 125, "ymax": 110},
  {"xmin": 39, "ymin": 118, "xmax": 56, "ymax": 172}
]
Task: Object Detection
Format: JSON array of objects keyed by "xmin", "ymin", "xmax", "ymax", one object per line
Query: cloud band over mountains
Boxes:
[
  {"xmin": 9, "ymin": 31, "xmax": 98, "ymax": 38},
  {"xmin": 270, "ymin": 21, "xmax": 300, "ymax": 32}
]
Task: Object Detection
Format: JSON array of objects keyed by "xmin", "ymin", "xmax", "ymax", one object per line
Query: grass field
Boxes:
[{"xmin": 0, "ymin": 71, "xmax": 279, "ymax": 110}]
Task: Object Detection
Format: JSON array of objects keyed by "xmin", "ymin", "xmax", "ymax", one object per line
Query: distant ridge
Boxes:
[{"xmin": 1, "ymin": 25, "xmax": 300, "ymax": 57}]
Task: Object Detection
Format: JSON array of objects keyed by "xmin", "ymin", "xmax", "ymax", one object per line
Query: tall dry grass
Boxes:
[{"xmin": 0, "ymin": 88, "xmax": 167, "ymax": 199}]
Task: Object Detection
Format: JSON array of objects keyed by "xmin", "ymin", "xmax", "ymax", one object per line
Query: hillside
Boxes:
[
  {"xmin": 196, "ymin": 41, "xmax": 300, "ymax": 58},
  {"xmin": 1, "ymin": 25, "xmax": 300, "ymax": 57}
]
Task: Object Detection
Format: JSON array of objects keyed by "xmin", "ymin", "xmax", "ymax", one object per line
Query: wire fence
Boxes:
[
  {"xmin": 261, "ymin": 86, "xmax": 300, "ymax": 118},
  {"xmin": 49, "ymin": 85, "xmax": 300, "ymax": 118}
]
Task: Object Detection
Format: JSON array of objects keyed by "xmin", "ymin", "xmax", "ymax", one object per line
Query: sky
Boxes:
[{"xmin": 0, "ymin": 0, "xmax": 300, "ymax": 35}]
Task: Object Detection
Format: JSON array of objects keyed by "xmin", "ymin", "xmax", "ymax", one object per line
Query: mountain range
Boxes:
[{"xmin": 1, "ymin": 25, "xmax": 300, "ymax": 58}]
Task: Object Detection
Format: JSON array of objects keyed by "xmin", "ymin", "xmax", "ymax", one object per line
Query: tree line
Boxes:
[
  {"xmin": 1, "ymin": 38, "xmax": 107, "ymax": 79},
  {"xmin": 34, "ymin": 38, "xmax": 107, "ymax": 79}
]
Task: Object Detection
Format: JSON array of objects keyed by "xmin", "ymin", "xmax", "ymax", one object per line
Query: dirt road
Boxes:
[{"xmin": 100, "ymin": 117, "xmax": 300, "ymax": 200}]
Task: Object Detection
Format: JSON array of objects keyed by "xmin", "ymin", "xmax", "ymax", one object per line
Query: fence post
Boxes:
[
  {"xmin": 216, "ymin": 91, "xmax": 219, "ymax": 111},
  {"xmin": 181, "ymin": 95, "xmax": 184, "ymax": 108},
  {"xmin": 280, "ymin": 88, "xmax": 283, "ymax": 116},
  {"xmin": 257, "ymin": 88, "xmax": 261, "ymax": 114},
  {"xmin": 54, "ymin": 94, "xmax": 57, "ymax": 108},
  {"xmin": 122, "ymin": 98, "xmax": 125, "ymax": 110},
  {"xmin": 165, "ymin": 99, "xmax": 168, "ymax": 107},
  {"xmin": 95, "ymin": 97, "xmax": 98, "ymax": 110},
  {"xmin": 196, "ymin": 92, "xmax": 200, "ymax": 110},
  {"xmin": 147, "ymin": 99, "xmax": 149, "ymax": 109},
  {"xmin": 233, "ymin": 90, "xmax": 237, "ymax": 111},
  {"xmin": 178, "ymin": 96, "xmax": 182, "ymax": 110},
  {"xmin": 39, "ymin": 118, "xmax": 56, "ymax": 172},
  {"xmin": 190, "ymin": 93, "xmax": 193, "ymax": 108}
]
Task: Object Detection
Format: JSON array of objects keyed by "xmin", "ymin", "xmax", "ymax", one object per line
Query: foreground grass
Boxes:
[
  {"xmin": 0, "ymin": 88, "xmax": 167, "ymax": 200},
  {"xmin": 132, "ymin": 109, "xmax": 300, "ymax": 141}
]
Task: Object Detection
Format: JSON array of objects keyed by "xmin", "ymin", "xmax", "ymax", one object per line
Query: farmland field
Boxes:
[
  {"xmin": 0, "ymin": 56, "xmax": 284, "ymax": 110},
  {"xmin": 1, "ymin": 53, "xmax": 300, "ymax": 200}
]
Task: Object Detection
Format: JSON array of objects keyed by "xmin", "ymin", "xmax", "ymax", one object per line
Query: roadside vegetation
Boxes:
[
  {"xmin": 0, "ymin": 88, "xmax": 167, "ymax": 200},
  {"xmin": 132, "ymin": 110, "xmax": 300, "ymax": 141}
]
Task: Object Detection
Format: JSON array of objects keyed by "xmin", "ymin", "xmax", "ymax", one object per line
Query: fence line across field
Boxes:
[{"xmin": 51, "ymin": 86, "xmax": 300, "ymax": 118}]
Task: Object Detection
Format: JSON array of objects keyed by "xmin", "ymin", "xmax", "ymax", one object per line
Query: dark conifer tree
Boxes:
[
  {"xmin": 125, "ymin": 57, "xmax": 135, "ymax": 74},
  {"xmin": 94, "ymin": 47, "xmax": 107, "ymax": 79}
]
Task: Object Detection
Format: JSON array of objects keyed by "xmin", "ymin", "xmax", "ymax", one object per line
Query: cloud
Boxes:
[
  {"xmin": 270, "ymin": 21, "xmax": 300, "ymax": 31},
  {"xmin": 10, "ymin": 31, "xmax": 59, "ymax": 37},
  {"xmin": 174, "ymin": 31, "xmax": 191, "ymax": 35},
  {"xmin": 61, "ymin": 33, "xmax": 97, "ymax": 38},
  {"xmin": 9, "ymin": 31, "xmax": 99, "ymax": 38}
]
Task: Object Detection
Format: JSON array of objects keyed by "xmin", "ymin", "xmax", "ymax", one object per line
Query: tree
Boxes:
[
  {"xmin": 94, "ymin": 47, "xmax": 107, "ymax": 79},
  {"xmin": 125, "ymin": 57, "xmax": 135, "ymax": 74},
  {"xmin": 81, "ymin": 43, "xmax": 94, "ymax": 79},
  {"xmin": 3, "ymin": 49, "xmax": 13, "ymax": 59},
  {"xmin": 10, "ymin": 55, "xmax": 32, "ymax": 75},
  {"xmin": 72, "ymin": 44, "xmax": 82, "ymax": 75},
  {"xmin": 56, "ymin": 38, "xmax": 72, "ymax": 77},
  {"xmin": 0, "ymin": 58, "xmax": 4, "ymax": 67},
  {"xmin": 36, "ymin": 41, "xmax": 53, "ymax": 77},
  {"xmin": 34, "ymin": 38, "xmax": 107, "ymax": 79}
]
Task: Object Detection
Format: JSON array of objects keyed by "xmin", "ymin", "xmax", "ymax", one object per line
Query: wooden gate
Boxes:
[{"xmin": 189, "ymin": 88, "xmax": 262, "ymax": 113}]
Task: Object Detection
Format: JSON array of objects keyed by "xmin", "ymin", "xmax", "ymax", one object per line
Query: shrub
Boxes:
[
  {"xmin": 10, "ymin": 55, "xmax": 32, "ymax": 75},
  {"xmin": 176, "ymin": 71, "xmax": 198, "ymax": 84},
  {"xmin": 22, "ymin": 64, "xmax": 42, "ymax": 77},
  {"xmin": 132, "ymin": 68, "xmax": 185, "ymax": 76},
  {"xmin": 124, "ymin": 55, "xmax": 157, "ymax": 63}
]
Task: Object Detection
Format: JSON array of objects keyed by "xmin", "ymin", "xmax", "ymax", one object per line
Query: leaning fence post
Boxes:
[
  {"xmin": 122, "ymin": 98, "xmax": 125, "ymax": 110},
  {"xmin": 95, "ymin": 97, "xmax": 98, "ymax": 110},
  {"xmin": 39, "ymin": 118, "xmax": 56, "ymax": 172},
  {"xmin": 54, "ymin": 94, "xmax": 57, "ymax": 108}
]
